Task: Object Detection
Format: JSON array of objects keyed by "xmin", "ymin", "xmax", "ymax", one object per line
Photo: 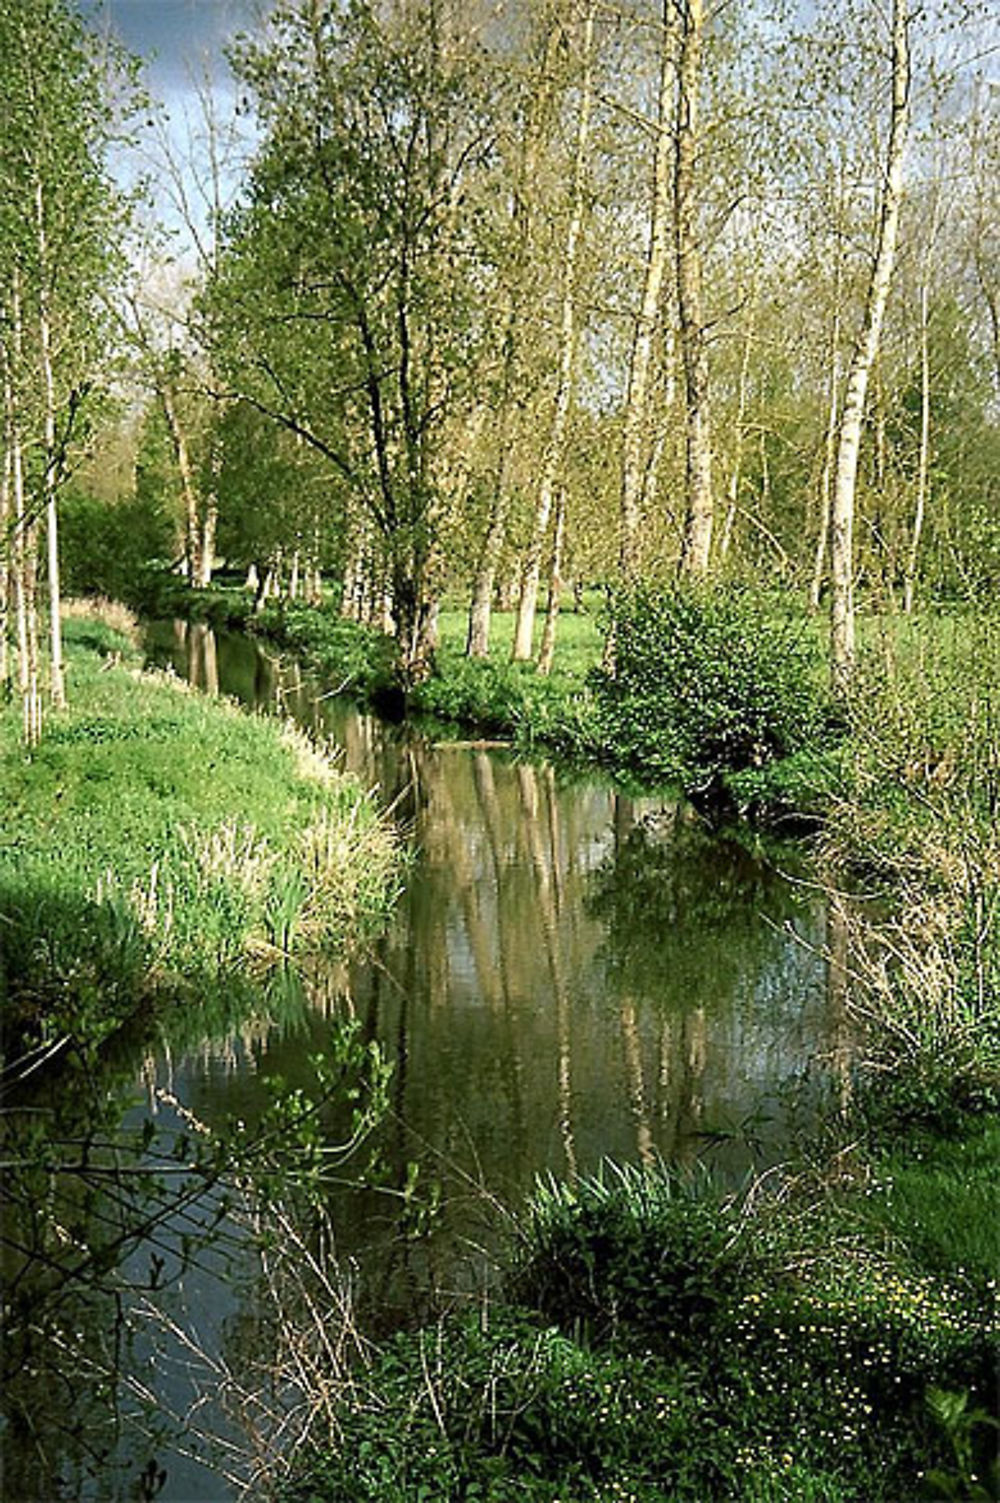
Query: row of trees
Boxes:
[
  {"xmin": 195, "ymin": 0, "xmax": 998, "ymax": 680},
  {"xmin": 3, "ymin": 0, "xmax": 999, "ymax": 724}
]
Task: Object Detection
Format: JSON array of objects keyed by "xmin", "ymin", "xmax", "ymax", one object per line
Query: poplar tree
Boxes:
[
  {"xmin": 0, "ymin": 0, "xmax": 123, "ymax": 736},
  {"xmin": 830, "ymin": 0, "xmax": 910, "ymax": 692}
]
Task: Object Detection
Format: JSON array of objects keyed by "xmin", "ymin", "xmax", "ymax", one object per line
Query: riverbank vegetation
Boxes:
[
  {"xmin": 0, "ymin": 600, "xmax": 399, "ymax": 1059},
  {"xmin": 0, "ymin": 601, "xmax": 399, "ymax": 1499},
  {"xmin": 278, "ymin": 1163, "xmax": 997, "ymax": 1502},
  {"xmin": 3, "ymin": 0, "xmax": 999, "ymax": 1493}
]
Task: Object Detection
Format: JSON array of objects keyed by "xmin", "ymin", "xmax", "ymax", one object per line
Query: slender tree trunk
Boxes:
[
  {"xmin": 13, "ymin": 424, "xmax": 41, "ymax": 747},
  {"xmin": 620, "ymin": 0, "xmax": 675, "ymax": 579},
  {"xmin": 538, "ymin": 489, "xmax": 565, "ymax": 676},
  {"xmin": 512, "ymin": 1, "xmax": 595, "ymax": 661},
  {"xmin": 159, "ymin": 383, "xmax": 202, "ymax": 586},
  {"xmin": 341, "ymin": 521, "xmax": 363, "ymax": 620},
  {"xmin": 717, "ymin": 275, "xmax": 757, "ymax": 566},
  {"xmin": 466, "ymin": 25, "xmax": 559, "ymax": 658},
  {"xmin": 8, "ymin": 275, "xmax": 41, "ymax": 745},
  {"xmin": 35, "ymin": 180, "xmax": 65, "ymax": 708},
  {"xmin": 830, "ymin": 0, "xmax": 910, "ymax": 694},
  {"xmin": 307, "ymin": 522, "xmax": 323, "ymax": 604},
  {"xmin": 675, "ymin": 0, "xmax": 713, "ymax": 577},
  {"xmin": 466, "ymin": 478, "xmax": 508, "ymax": 657},
  {"xmin": 810, "ymin": 309, "xmax": 842, "ymax": 610},
  {"xmin": 197, "ymin": 499, "xmax": 216, "ymax": 588}
]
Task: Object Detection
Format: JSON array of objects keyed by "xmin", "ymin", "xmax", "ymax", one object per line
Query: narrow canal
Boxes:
[{"xmin": 4, "ymin": 622, "xmax": 847, "ymax": 1500}]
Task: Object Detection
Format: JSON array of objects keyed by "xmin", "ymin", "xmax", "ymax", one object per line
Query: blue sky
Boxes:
[
  {"xmin": 77, "ymin": 1, "xmax": 266, "ymax": 261},
  {"xmin": 81, "ymin": 0, "xmax": 262, "ymax": 94}
]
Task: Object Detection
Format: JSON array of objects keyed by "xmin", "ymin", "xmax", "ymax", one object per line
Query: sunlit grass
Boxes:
[{"xmin": 0, "ymin": 612, "xmax": 398, "ymax": 1053}]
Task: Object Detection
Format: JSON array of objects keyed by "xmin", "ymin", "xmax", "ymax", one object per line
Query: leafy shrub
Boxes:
[
  {"xmin": 410, "ymin": 655, "xmax": 529, "ymax": 733},
  {"xmin": 593, "ymin": 584, "xmax": 831, "ymax": 795}
]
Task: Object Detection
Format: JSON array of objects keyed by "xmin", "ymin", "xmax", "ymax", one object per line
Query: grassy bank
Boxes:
[{"xmin": 0, "ymin": 601, "xmax": 399, "ymax": 1059}]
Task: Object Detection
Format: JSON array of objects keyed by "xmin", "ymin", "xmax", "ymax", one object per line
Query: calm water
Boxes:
[{"xmin": 3, "ymin": 621, "xmax": 847, "ymax": 1500}]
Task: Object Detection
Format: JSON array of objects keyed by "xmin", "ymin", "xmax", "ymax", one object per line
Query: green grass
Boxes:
[
  {"xmin": 856, "ymin": 1117, "xmax": 1000, "ymax": 1288},
  {"xmin": 0, "ymin": 611, "xmax": 398, "ymax": 1054}
]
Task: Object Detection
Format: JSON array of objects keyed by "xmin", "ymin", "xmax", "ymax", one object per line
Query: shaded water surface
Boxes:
[
  {"xmin": 3, "ymin": 621, "xmax": 844, "ymax": 1499},
  {"xmin": 145, "ymin": 622, "xmax": 840, "ymax": 1188}
]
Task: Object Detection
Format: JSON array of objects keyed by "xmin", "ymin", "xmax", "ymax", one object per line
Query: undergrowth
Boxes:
[{"xmin": 280, "ymin": 1162, "xmax": 999, "ymax": 1502}]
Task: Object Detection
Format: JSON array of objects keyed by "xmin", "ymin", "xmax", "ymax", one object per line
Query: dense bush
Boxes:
[
  {"xmin": 58, "ymin": 489, "xmax": 174, "ymax": 602},
  {"xmin": 593, "ymin": 584, "xmax": 831, "ymax": 795}
]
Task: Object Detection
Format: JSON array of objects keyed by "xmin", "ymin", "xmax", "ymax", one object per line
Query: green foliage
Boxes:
[
  {"xmin": 834, "ymin": 609, "xmax": 998, "ymax": 884},
  {"xmin": 0, "ymin": 618, "xmax": 398, "ymax": 1054},
  {"xmin": 282, "ymin": 1163, "xmax": 998, "ymax": 1502},
  {"xmin": 252, "ymin": 601, "xmax": 398, "ymax": 700},
  {"xmin": 510, "ymin": 1161, "xmax": 748, "ymax": 1349},
  {"xmin": 923, "ymin": 1387, "xmax": 1000, "ymax": 1500},
  {"xmin": 593, "ymin": 585, "xmax": 832, "ymax": 799},
  {"xmin": 58, "ymin": 486, "xmax": 175, "ymax": 600},
  {"xmin": 412, "ymin": 653, "xmax": 602, "ymax": 757}
]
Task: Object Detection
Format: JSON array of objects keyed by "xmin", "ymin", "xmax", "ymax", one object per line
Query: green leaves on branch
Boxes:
[{"xmin": 593, "ymin": 583, "xmax": 832, "ymax": 801}]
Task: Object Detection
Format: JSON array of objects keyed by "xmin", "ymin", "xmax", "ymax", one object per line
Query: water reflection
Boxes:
[
  {"xmin": 143, "ymin": 620, "xmax": 835, "ymax": 1215},
  {"xmin": 7, "ymin": 617, "xmax": 836, "ymax": 1498}
]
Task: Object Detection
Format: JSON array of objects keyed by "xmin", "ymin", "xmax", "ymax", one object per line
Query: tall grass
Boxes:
[
  {"xmin": 825, "ymin": 611, "xmax": 1000, "ymax": 1124},
  {"xmin": 0, "ymin": 611, "xmax": 399, "ymax": 1056}
]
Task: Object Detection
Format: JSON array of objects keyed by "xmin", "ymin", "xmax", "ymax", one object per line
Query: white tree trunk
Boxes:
[
  {"xmin": 538, "ymin": 488, "xmax": 566, "ymax": 676},
  {"xmin": 512, "ymin": 1, "xmax": 595, "ymax": 661},
  {"xmin": 620, "ymin": 0, "xmax": 675, "ymax": 579},
  {"xmin": 810, "ymin": 310, "xmax": 842, "ymax": 611},
  {"xmin": 466, "ymin": 24, "xmax": 560, "ymax": 659},
  {"xmin": 717, "ymin": 273, "xmax": 757, "ymax": 565},
  {"xmin": 160, "ymin": 383, "xmax": 203, "ymax": 587},
  {"xmin": 1, "ymin": 381, "xmax": 10, "ymax": 692},
  {"xmin": 904, "ymin": 182, "xmax": 941, "ymax": 615},
  {"xmin": 35, "ymin": 179, "xmax": 65, "ymax": 708},
  {"xmin": 675, "ymin": 0, "xmax": 713, "ymax": 577},
  {"xmin": 830, "ymin": 0, "xmax": 910, "ymax": 693}
]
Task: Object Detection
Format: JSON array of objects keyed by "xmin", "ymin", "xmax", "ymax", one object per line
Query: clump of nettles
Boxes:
[{"xmin": 592, "ymin": 583, "xmax": 831, "ymax": 801}]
